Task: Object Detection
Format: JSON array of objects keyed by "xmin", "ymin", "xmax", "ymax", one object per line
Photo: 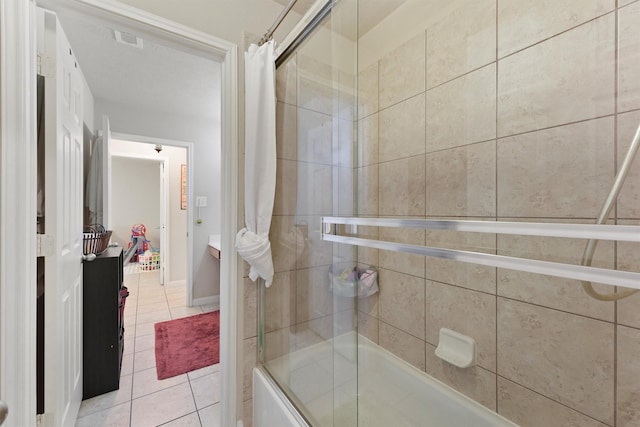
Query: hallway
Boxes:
[{"xmin": 75, "ymin": 266, "xmax": 221, "ymax": 426}]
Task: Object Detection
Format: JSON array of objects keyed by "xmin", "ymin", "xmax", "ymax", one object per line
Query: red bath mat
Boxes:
[{"xmin": 154, "ymin": 310, "xmax": 220, "ymax": 380}]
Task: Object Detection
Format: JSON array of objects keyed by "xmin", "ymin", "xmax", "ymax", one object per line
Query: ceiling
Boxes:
[
  {"xmin": 272, "ymin": 0, "xmax": 408, "ymax": 37},
  {"xmin": 44, "ymin": 5, "xmax": 221, "ymax": 124},
  {"xmin": 42, "ymin": 0, "xmax": 406, "ymax": 128}
]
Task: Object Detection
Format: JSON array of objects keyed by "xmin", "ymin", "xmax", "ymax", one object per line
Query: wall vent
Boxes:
[{"xmin": 113, "ymin": 30, "xmax": 144, "ymax": 49}]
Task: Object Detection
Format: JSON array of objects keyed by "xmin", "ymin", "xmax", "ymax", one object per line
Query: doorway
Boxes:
[
  {"xmin": 0, "ymin": 1, "xmax": 240, "ymax": 426},
  {"xmin": 111, "ymin": 138, "xmax": 190, "ymax": 291}
]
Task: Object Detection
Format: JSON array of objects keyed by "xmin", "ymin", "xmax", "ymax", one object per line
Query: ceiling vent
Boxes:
[{"xmin": 113, "ymin": 30, "xmax": 144, "ymax": 49}]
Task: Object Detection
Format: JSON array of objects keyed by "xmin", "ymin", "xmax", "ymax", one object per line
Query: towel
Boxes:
[{"xmin": 236, "ymin": 228, "xmax": 274, "ymax": 287}]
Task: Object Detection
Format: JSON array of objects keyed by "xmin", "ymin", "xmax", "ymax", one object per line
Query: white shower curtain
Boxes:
[{"xmin": 236, "ymin": 40, "xmax": 277, "ymax": 287}]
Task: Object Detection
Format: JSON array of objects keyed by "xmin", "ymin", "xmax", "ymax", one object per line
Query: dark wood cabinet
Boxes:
[{"xmin": 82, "ymin": 247, "xmax": 125, "ymax": 400}]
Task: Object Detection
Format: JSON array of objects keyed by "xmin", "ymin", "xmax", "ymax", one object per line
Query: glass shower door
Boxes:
[{"xmin": 262, "ymin": 0, "xmax": 359, "ymax": 425}]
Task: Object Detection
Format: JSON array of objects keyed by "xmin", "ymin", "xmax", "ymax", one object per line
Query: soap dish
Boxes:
[{"xmin": 434, "ymin": 328, "xmax": 476, "ymax": 368}]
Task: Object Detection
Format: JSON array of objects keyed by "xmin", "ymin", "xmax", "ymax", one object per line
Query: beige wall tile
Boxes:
[
  {"xmin": 425, "ymin": 141, "xmax": 496, "ymax": 217},
  {"xmin": 379, "ymin": 33, "xmax": 425, "ymax": 109},
  {"xmin": 426, "ymin": 281, "xmax": 496, "ymax": 370},
  {"xmin": 296, "ymin": 217, "xmax": 333, "ymax": 268},
  {"xmin": 617, "ymin": 110, "xmax": 640, "ymax": 218},
  {"xmin": 335, "ymin": 69, "xmax": 357, "ymax": 122},
  {"xmin": 296, "ymin": 162, "xmax": 333, "ymax": 216},
  {"xmin": 425, "ymin": 225, "xmax": 497, "ymax": 294},
  {"xmin": 498, "ymin": 0, "xmax": 614, "ymax": 58},
  {"xmin": 425, "ymin": 343, "xmax": 497, "ymax": 410},
  {"xmin": 378, "ymin": 269, "xmax": 425, "ymax": 340},
  {"xmin": 618, "ymin": 292, "xmax": 640, "ymax": 329},
  {"xmin": 297, "ymin": 108, "xmax": 333, "ymax": 165},
  {"xmin": 358, "ymin": 113, "xmax": 378, "ymax": 167},
  {"xmin": 243, "ymin": 399, "xmax": 253, "ymax": 427},
  {"xmin": 617, "ymin": 220, "xmax": 640, "ymax": 328},
  {"xmin": 333, "ymin": 166, "xmax": 354, "ymax": 216},
  {"xmin": 497, "ymin": 229, "xmax": 615, "ymax": 321},
  {"xmin": 244, "ymin": 278, "xmax": 257, "ymax": 340},
  {"xmin": 332, "ymin": 117, "xmax": 354, "ymax": 168},
  {"xmin": 264, "ymin": 327, "xmax": 294, "ymax": 362},
  {"xmin": 273, "ymin": 159, "xmax": 297, "ymax": 216},
  {"xmin": 426, "ymin": 259, "xmax": 497, "ymax": 294},
  {"xmin": 497, "ymin": 14, "xmax": 615, "ymax": 137},
  {"xmin": 497, "ymin": 117, "xmax": 615, "ymax": 218},
  {"xmin": 379, "ymin": 226, "xmax": 425, "ymax": 278},
  {"xmin": 297, "ymin": 266, "xmax": 346, "ymax": 323},
  {"xmin": 497, "ymin": 298, "xmax": 614, "ymax": 424},
  {"xmin": 357, "ymin": 165, "xmax": 378, "ymax": 216},
  {"xmin": 270, "ymin": 215, "xmax": 298, "ymax": 273},
  {"xmin": 619, "ymin": 0, "xmax": 637, "ymax": 7},
  {"xmin": 356, "ymin": 225, "xmax": 379, "ymax": 269},
  {"xmin": 265, "ymin": 271, "xmax": 296, "ymax": 333},
  {"xmin": 379, "ymin": 321, "xmax": 426, "ymax": 371},
  {"xmin": 426, "ymin": 0, "xmax": 496, "ymax": 89},
  {"xmin": 276, "ymin": 54, "xmax": 297, "ymax": 106},
  {"xmin": 243, "ymin": 337, "xmax": 257, "ymax": 402},
  {"xmin": 276, "ymin": 102, "xmax": 297, "ymax": 161},
  {"xmin": 617, "ymin": 325, "xmax": 640, "ymax": 427},
  {"xmin": 379, "ymin": 155, "xmax": 426, "ymax": 216},
  {"xmin": 618, "ymin": 2, "xmax": 640, "ymax": 113},
  {"xmin": 358, "ymin": 62, "xmax": 378, "ymax": 119},
  {"xmin": 379, "ymin": 94, "xmax": 425, "ymax": 162},
  {"xmin": 498, "ymin": 377, "xmax": 610, "ymax": 427},
  {"xmin": 358, "ymin": 312, "xmax": 379, "ymax": 344},
  {"xmin": 426, "ymin": 64, "xmax": 496, "ymax": 153},
  {"xmin": 297, "ymin": 52, "xmax": 334, "ymax": 115}
]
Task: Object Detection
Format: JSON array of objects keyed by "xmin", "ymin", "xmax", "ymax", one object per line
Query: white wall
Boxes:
[
  {"xmin": 111, "ymin": 156, "xmax": 160, "ymax": 251},
  {"xmin": 95, "ymin": 96, "xmax": 220, "ymax": 299},
  {"xmin": 111, "ymin": 139, "xmax": 188, "ymax": 282}
]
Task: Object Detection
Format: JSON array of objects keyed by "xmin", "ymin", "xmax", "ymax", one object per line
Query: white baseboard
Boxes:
[
  {"xmin": 168, "ymin": 279, "xmax": 186, "ymax": 287},
  {"xmin": 192, "ymin": 294, "xmax": 220, "ymax": 308}
]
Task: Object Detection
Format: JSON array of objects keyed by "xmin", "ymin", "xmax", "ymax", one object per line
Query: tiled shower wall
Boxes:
[{"xmin": 356, "ymin": 1, "xmax": 640, "ymax": 426}]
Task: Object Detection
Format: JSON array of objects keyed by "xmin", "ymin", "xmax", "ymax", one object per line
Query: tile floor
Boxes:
[{"xmin": 75, "ymin": 265, "xmax": 222, "ymax": 427}]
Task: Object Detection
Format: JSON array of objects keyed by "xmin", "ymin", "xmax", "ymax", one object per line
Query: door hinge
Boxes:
[
  {"xmin": 37, "ymin": 234, "xmax": 55, "ymax": 257},
  {"xmin": 39, "ymin": 55, "xmax": 55, "ymax": 78}
]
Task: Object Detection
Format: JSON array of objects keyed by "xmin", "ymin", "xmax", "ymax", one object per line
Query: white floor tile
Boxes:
[
  {"xmin": 134, "ymin": 321, "xmax": 157, "ymax": 338},
  {"xmin": 133, "ymin": 348, "xmax": 156, "ymax": 372},
  {"xmin": 137, "ymin": 301, "xmax": 170, "ymax": 314},
  {"xmin": 190, "ymin": 372, "xmax": 222, "ymax": 410},
  {"xmin": 76, "ymin": 273, "xmax": 223, "ymax": 427},
  {"xmin": 160, "ymin": 411, "xmax": 201, "ymax": 427},
  {"xmin": 170, "ymin": 306, "xmax": 204, "ymax": 319},
  {"xmin": 130, "ymin": 382, "xmax": 196, "ymax": 427},
  {"xmin": 120, "ymin": 353, "xmax": 134, "ymax": 376},
  {"xmin": 134, "ymin": 333, "xmax": 155, "ymax": 353},
  {"xmin": 197, "ymin": 403, "xmax": 221, "ymax": 427},
  {"xmin": 188, "ymin": 363, "xmax": 220, "ymax": 381},
  {"xmin": 132, "ymin": 366, "xmax": 188, "ymax": 399},
  {"xmin": 136, "ymin": 309, "xmax": 172, "ymax": 325},
  {"xmin": 75, "ymin": 401, "xmax": 130, "ymax": 427},
  {"xmin": 78, "ymin": 374, "xmax": 133, "ymax": 418}
]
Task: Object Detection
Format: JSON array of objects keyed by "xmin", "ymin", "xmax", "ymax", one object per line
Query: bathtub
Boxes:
[{"xmin": 254, "ymin": 334, "xmax": 517, "ymax": 427}]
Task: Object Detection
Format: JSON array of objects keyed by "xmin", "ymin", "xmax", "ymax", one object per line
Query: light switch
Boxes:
[{"xmin": 196, "ymin": 196, "xmax": 208, "ymax": 207}]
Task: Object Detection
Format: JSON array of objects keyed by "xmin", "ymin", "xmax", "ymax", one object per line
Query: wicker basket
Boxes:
[{"xmin": 83, "ymin": 225, "xmax": 112, "ymax": 255}]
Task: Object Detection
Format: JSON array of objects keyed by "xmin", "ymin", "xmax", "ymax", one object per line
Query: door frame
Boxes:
[
  {"xmin": 111, "ymin": 133, "xmax": 195, "ymax": 295},
  {"xmin": 0, "ymin": 0, "xmax": 239, "ymax": 425}
]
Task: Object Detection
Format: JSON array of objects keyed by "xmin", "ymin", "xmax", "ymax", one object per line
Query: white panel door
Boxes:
[
  {"xmin": 41, "ymin": 10, "xmax": 84, "ymax": 427},
  {"xmin": 102, "ymin": 115, "xmax": 112, "ymax": 229}
]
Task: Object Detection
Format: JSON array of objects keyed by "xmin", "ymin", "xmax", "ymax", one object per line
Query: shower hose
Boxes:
[{"xmin": 581, "ymin": 122, "xmax": 640, "ymax": 301}]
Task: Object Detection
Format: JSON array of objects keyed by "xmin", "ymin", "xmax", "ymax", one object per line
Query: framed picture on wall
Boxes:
[{"xmin": 181, "ymin": 164, "xmax": 187, "ymax": 210}]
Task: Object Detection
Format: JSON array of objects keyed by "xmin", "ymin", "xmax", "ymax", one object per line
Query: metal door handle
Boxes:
[
  {"xmin": 0, "ymin": 400, "xmax": 8, "ymax": 425},
  {"xmin": 82, "ymin": 253, "xmax": 96, "ymax": 262}
]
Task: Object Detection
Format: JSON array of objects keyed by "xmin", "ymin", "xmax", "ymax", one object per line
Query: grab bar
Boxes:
[{"xmin": 321, "ymin": 217, "xmax": 640, "ymax": 290}]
